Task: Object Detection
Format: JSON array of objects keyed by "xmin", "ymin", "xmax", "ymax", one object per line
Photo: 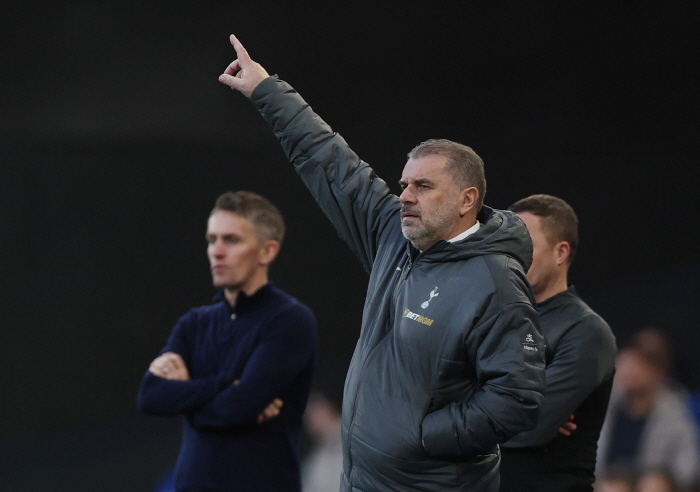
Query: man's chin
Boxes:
[
  {"xmin": 401, "ymin": 225, "xmax": 426, "ymax": 242},
  {"xmin": 212, "ymin": 278, "xmax": 238, "ymax": 290}
]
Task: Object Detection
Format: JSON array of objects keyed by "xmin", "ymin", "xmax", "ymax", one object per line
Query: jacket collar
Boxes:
[{"xmin": 212, "ymin": 282, "xmax": 275, "ymax": 314}]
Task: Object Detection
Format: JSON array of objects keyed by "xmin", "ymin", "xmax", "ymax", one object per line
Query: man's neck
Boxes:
[
  {"xmin": 535, "ymin": 276, "xmax": 568, "ymax": 303},
  {"xmin": 447, "ymin": 212, "xmax": 478, "ymax": 240},
  {"xmin": 447, "ymin": 219, "xmax": 480, "ymax": 243},
  {"xmin": 224, "ymin": 274, "xmax": 269, "ymax": 307}
]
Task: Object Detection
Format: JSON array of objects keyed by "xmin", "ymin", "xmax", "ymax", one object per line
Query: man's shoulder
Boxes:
[
  {"xmin": 263, "ymin": 286, "xmax": 317, "ymax": 330},
  {"xmin": 267, "ymin": 285, "xmax": 313, "ymax": 312},
  {"xmin": 177, "ymin": 298, "xmax": 227, "ymax": 320},
  {"xmin": 167, "ymin": 301, "xmax": 229, "ymax": 339},
  {"xmin": 540, "ymin": 291, "xmax": 615, "ymax": 353},
  {"xmin": 186, "ymin": 298, "xmax": 228, "ymax": 316},
  {"xmin": 555, "ymin": 292, "xmax": 610, "ymax": 333},
  {"xmin": 469, "ymin": 253, "xmax": 533, "ymax": 306}
]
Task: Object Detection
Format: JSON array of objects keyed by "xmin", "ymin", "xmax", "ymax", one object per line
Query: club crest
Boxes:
[{"xmin": 421, "ymin": 287, "xmax": 439, "ymax": 309}]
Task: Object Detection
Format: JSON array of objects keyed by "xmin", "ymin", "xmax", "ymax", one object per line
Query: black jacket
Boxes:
[
  {"xmin": 251, "ymin": 76, "xmax": 546, "ymax": 492},
  {"xmin": 500, "ymin": 286, "xmax": 617, "ymax": 492}
]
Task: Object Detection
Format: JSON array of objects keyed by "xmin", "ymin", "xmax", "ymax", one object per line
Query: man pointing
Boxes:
[{"xmin": 220, "ymin": 35, "xmax": 545, "ymax": 492}]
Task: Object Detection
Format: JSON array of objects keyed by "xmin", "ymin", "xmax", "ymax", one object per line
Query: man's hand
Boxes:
[
  {"xmin": 257, "ymin": 398, "xmax": 284, "ymax": 424},
  {"xmin": 558, "ymin": 414, "xmax": 577, "ymax": 436},
  {"xmin": 149, "ymin": 352, "xmax": 190, "ymax": 380},
  {"xmin": 231, "ymin": 379, "xmax": 283, "ymax": 424},
  {"xmin": 218, "ymin": 34, "xmax": 270, "ymax": 98}
]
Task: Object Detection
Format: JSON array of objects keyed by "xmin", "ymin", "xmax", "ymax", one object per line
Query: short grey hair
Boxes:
[{"xmin": 408, "ymin": 139, "xmax": 487, "ymax": 210}]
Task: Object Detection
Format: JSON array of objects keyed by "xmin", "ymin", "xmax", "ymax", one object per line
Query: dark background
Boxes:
[{"xmin": 2, "ymin": 2, "xmax": 699, "ymax": 490}]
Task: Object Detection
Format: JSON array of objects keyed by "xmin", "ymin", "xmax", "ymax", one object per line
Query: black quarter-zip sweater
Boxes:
[
  {"xmin": 138, "ymin": 282, "xmax": 317, "ymax": 491},
  {"xmin": 500, "ymin": 286, "xmax": 617, "ymax": 492}
]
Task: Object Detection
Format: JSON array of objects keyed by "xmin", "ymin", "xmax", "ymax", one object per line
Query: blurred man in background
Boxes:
[
  {"xmin": 302, "ymin": 390, "xmax": 343, "ymax": 492},
  {"xmin": 500, "ymin": 194, "xmax": 617, "ymax": 491},
  {"xmin": 596, "ymin": 327, "xmax": 700, "ymax": 490},
  {"xmin": 138, "ymin": 191, "xmax": 317, "ymax": 492}
]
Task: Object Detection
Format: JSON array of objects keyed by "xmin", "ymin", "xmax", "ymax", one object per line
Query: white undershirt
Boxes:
[{"xmin": 448, "ymin": 220, "xmax": 481, "ymax": 243}]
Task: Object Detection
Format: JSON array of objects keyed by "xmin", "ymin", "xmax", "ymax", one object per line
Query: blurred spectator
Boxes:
[
  {"xmin": 635, "ymin": 472, "xmax": 676, "ymax": 492},
  {"xmin": 302, "ymin": 391, "xmax": 343, "ymax": 492},
  {"xmin": 594, "ymin": 468, "xmax": 635, "ymax": 492},
  {"xmin": 595, "ymin": 470, "xmax": 678, "ymax": 492},
  {"xmin": 596, "ymin": 328, "xmax": 700, "ymax": 489}
]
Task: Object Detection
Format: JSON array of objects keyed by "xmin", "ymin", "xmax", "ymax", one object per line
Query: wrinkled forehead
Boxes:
[{"xmin": 401, "ymin": 154, "xmax": 450, "ymax": 182}]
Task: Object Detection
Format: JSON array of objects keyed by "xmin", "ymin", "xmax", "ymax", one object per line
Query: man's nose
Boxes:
[
  {"xmin": 210, "ymin": 240, "xmax": 225, "ymax": 256},
  {"xmin": 399, "ymin": 187, "xmax": 415, "ymax": 204}
]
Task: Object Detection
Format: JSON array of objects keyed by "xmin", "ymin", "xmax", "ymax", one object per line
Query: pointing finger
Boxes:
[{"xmin": 229, "ymin": 34, "xmax": 252, "ymax": 65}]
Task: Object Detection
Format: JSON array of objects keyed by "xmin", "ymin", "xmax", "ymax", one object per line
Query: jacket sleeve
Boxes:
[
  {"xmin": 190, "ymin": 305, "xmax": 317, "ymax": 430},
  {"xmin": 137, "ymin": 373, "xmax": 220, "ymax": 416},
  {"xmin": 421, "ymin": 298, "xmax": 546, "ymax": 457},
  {"xmin": 504, "ymin": 314, "xmax": 616, "ymax": 447},
  {"xmin": 136, "ymin": 312, "xmax": 220, "ymax": 416},
  {"xmin": 250, "ymin": 76, "xmax": 401, "ymax": 274}
]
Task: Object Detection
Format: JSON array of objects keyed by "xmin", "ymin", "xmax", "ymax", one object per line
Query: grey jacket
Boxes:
[{"xmin": 251, "ymin": 76, "xmax": 546, "ymax": 492}]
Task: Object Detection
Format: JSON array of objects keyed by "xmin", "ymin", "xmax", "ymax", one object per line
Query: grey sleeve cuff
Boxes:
[{"xmin": 250, "ymin": 75, "xmax": 281, "ymax": 107}]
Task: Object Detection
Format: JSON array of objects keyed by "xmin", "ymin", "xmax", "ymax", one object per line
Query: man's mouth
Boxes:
[{"xmin": 401, "ymin": 207, "xmax": 420, "ymax": 219}]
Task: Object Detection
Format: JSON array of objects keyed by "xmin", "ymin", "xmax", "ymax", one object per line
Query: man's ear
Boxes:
[
  {"xmin": 259, "ymin": 240, "xmax": 281, "ymax": 266},
  {"xmin": 555, "ymin": 241, "xmax": 571, "ymax": 267},
  {"xmin": 460, "ymin": 187, "xmax": 479, "ymax": 216}
]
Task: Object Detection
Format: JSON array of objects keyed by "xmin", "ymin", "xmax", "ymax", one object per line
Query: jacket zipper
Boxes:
[{"xmin": 346, "ymin": 256, "xmax": 414, "ymax": 482}]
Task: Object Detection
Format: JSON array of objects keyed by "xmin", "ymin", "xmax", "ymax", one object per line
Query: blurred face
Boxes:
[
  {"xmin": 206, "ymin": 210, "xmax": 266, "ymax": 292},
  {"xmin": 303, "ymin": 395, "xmax": 340, "ymax": 441},
  {"xmin": 517, "ymin": 212, "xmax": 559, "ymax": 298},
  {"xmin": 636, "ymin": 473, "xmax": 674, "ymax": 492},
  {"xmin": 614, "ymin": 348, "xmax": 662, "ymax": 394},
  {"xmin": 594, "ymin": 478, "xmax": 634, "ymax": 492},
  {"xmin": 399, "ymin": 155, "xmax": 462, "ymax": 251}
]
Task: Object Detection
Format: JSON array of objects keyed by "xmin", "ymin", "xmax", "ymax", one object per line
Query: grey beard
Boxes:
[
  {"xmin": 401, "ymin": 219, "xmax": 452, "ymax": 251},
  {"xmin": 400, "ymin": 201, "xmax": 460, "ymax": 251},
  {"xmin": 401, "ymin": 222, "xmax": 433, "ymax": 251}
]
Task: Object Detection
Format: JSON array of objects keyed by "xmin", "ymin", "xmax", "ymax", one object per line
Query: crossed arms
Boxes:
[
  {"xmin": 137, "ymin": 306, "xmax": 316, "ymax": 429},
  {"xmin": 148, "ymin": 351, "xmax": 283, "ymax": 424}
]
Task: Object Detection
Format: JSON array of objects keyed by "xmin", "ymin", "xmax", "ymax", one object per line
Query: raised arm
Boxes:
[{"xmin": 219, "ymin": 35, "xmax": 402, "ymax": 273}]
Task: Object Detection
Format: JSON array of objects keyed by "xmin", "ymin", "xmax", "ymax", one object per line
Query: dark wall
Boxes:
[{"xmin": 1, "ymin": 2, "xmax": 699, "ymax": 490}]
